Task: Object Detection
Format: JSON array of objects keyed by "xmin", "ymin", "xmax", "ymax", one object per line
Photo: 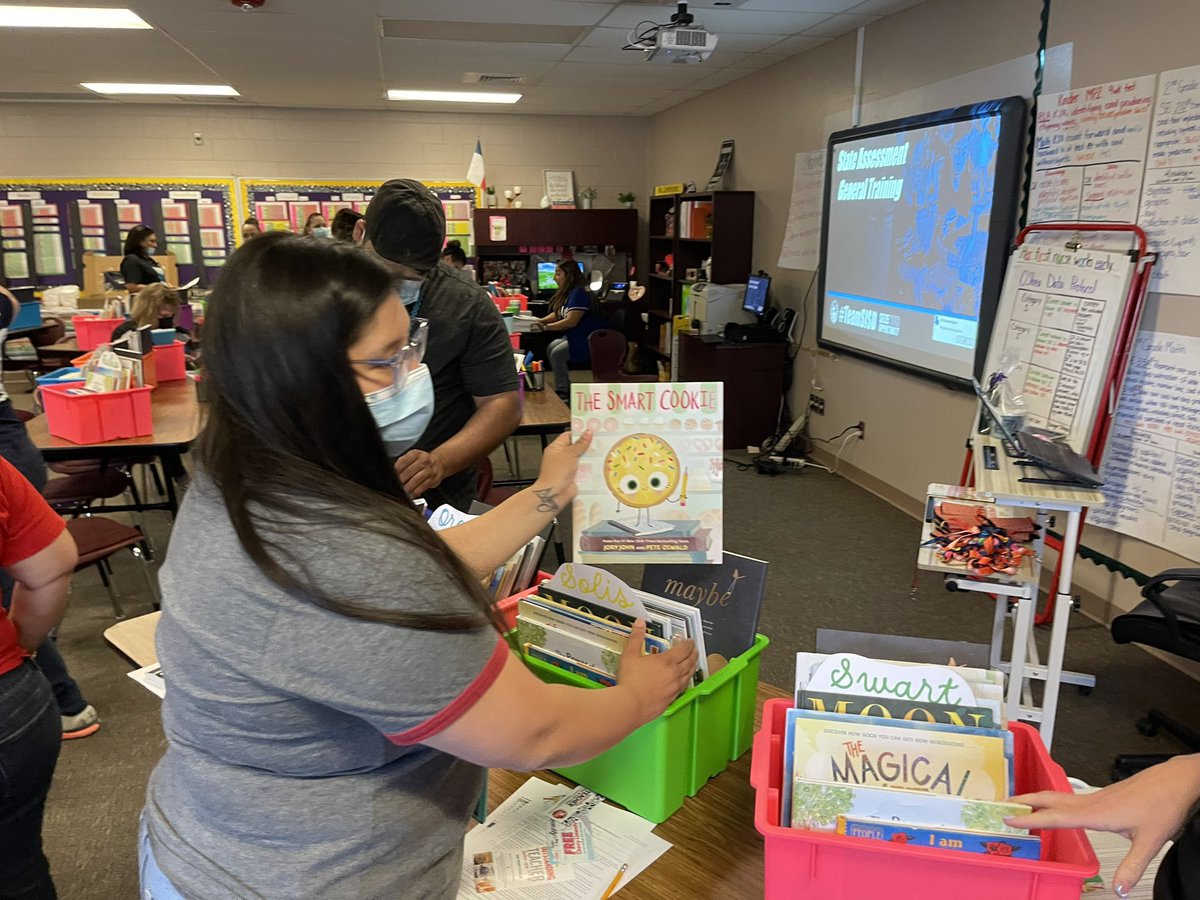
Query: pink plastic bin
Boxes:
[
  {"xmin": 153, "ymin": 341, "xmax": 187, "ymax": 381},
  {"xmin": 751, "ymin": 699, "xmax": 1098, "ymax": 900},
  {"xmin": 72, "ymin": 316, "xmax": 125, "ymax": 351},
  {"xmin": 493, "ymin": 572, "xmax": 551, "ymax": 633},
  {"xmin": 39, "ymin": 382, "xmax": 153, "ymax": 444}
]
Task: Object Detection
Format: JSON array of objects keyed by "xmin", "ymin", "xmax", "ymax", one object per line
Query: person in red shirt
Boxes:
[{"xmin": 0, "ymin": 456, "xmax": 78, "ymax": 899}]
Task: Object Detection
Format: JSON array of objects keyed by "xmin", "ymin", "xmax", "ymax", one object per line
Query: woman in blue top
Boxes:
[{"xmin": 530, "ymin": 260, "xmax": 602, "ymax": 401}]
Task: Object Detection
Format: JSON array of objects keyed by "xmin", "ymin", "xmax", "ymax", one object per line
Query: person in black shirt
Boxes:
[
  {"xmin": 362, "ymin": 179, "xmax": 520, "ymax": 512},
  {"xmin": 119, "ymin": 225, "xmax": 167, "ymax": 293}
]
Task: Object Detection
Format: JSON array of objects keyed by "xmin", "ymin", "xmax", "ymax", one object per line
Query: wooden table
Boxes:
[
  {"xmin": 503, "ymin": 388, "xmax": 571, "ymax": 485},
  {"xmin": 104, "ymin": 610, "xmax": 160, "ymax": 664},
  {"xmin": 516, "ymin": 388, "xmax": 570, "ymax": 438},
  {"xmin": 27, "ymin": 379, "xmax": 201, "ymax": 515},
  {"xmin": 105, "ymin": 610, "xmax": 785, "ymax": 897}
]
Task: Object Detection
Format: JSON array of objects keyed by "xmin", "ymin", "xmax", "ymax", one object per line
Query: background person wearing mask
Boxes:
[
  {"xmin": 303, "ymin": 212, "xmax": 330, "ymax": 238},
  {"xmin": 363, "ymin": 179, "xmax": 519, "ymax": 512},
  {"xmin": 119, "ymin": 225, "xmax": 168, "ymax": 294}
]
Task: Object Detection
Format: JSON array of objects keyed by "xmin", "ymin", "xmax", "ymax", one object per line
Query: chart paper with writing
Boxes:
[
  {"xmin": 984, "ymin": 244, "xmax": 1135, "ymax": 454},
  {"xmin": 1089, "ymin": 331, "xmax": 1200, "ymax": 561}
]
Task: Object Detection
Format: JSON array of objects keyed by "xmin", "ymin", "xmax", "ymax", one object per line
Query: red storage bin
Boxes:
[
  {"xmin": 153, "ymin": 340, "xmax": 187, "ymax": 381},
  {"xmin": 751, "ymin": 699, "xmax": 1098, "ymax": 900},
  {"xmin": 494, "ymin": 571, "xmax": 551, "ymax": 633},
  {"xmin": 39, "ymin": 382, "xmax": 153, "ymax": 444},
  {"xmin": 73, "ymin": 316, "xmax": 125, "ymax": 351}
]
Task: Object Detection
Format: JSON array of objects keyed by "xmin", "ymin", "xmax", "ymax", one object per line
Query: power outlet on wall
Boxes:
[
  {"xmin": 809, "ymin": 393, "xmax": 825, "ymax": 415},
  {"xmin": 856, "ymin": 420, "xmax": 865, "ymax": 440}
]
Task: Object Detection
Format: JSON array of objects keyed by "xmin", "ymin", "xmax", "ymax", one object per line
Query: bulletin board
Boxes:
[
  {"xmin": 237, "ymin": 179, "xmax": 479, "ymax": 255},
  {"xmin": 0, "ymin": 178, "xmax": 237, "ymax": 289}
]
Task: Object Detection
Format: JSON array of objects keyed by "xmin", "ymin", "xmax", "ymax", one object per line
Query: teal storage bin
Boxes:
[{"xmin": 521, "ymin": 632, "xmax": 769, "ymax": 823}]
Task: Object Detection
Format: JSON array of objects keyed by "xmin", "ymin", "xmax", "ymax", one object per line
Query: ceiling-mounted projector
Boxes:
[
  {"xmin": 645, "ymin": 28, "xmax": 718, "ymax": 64},
  {"xmin": 623, "ymin": 2, "xmax": 718, "ymax": 64}
]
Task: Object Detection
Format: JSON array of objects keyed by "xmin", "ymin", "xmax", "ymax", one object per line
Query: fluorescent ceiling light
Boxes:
[
  {"xmin": 387, "ymin": 89, "xmax": 521, "ymax": 104},
  {"xmin": 81, "ymin": 83, "xmax": 239, "ymax": 96},
  {"xmin": 0, "ymin": 5, "xmax": 151, "ymax": 28}
]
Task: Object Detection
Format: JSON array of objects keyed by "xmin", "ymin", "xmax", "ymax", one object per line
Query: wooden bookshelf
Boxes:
[{"xmin": 638, "ymin": 191, "xmax": 754, "ymax": 369}]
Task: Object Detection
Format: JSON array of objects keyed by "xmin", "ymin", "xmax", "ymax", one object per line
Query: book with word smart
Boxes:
[{"xmin": 571, "ymin": 382, "xmax": 723, "ymax": 564}]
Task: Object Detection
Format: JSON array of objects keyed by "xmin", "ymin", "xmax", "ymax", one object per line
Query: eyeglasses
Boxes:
[{"xmin": 350, "ymin": 317, "xmax": 427, "ymax": 391}]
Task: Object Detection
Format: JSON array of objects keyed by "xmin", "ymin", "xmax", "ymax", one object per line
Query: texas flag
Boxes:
[{"xmin": 466, "ymin": 139, "xmax": 486, "ymax": 190}]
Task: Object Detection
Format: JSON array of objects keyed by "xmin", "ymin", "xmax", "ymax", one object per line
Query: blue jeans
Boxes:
[
  {"xmin": 548, "ymin": 338, "xmax": 571, "ymax": 402},
  {"xmin": 138, "ymin": 818, "xmax": 185, "ymax": 899},
  {"xmin": 0, "ymin": 660, "xmax": 61, "ymax": 899}
]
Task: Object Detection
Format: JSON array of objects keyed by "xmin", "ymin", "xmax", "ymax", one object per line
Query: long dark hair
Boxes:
[
  {"xmin": 197, "ymin": 232, "xmax": 495, "ymax": 631},
  {"xmin": 124, "ymin": 224, "xmax": 154, "ymax": 258},
  {"xmin": 549, "ymin": 259, "xmax": 588, "ymax": 315}
]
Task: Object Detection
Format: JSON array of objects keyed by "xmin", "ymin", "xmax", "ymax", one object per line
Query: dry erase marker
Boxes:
[{"xmin": 600, "ymin": 862, "xmax": 627, "ymax": 899}]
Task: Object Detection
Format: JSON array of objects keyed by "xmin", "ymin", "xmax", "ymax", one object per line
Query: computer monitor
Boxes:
[
  {"xmin": 743, "ymin": 274, "xmax": 770, "ymax": 317},
  {"xmin": 536, "ymin": 262, "xmax": 557, "ymax": 291}
]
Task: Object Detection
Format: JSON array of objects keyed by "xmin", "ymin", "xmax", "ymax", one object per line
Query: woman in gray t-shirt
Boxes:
[{"xmin": 140, "ymin": 233, "xmax": 696, "ymax": 900}]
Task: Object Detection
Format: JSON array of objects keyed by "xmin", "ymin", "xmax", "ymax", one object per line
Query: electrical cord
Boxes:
[
  {"xmin": 829, "ymin": 430, "xmax": 860, "ymax": 474},
  {"xmin": 810, "ymin": 423, "xmax": 860, "ymax": 444}
]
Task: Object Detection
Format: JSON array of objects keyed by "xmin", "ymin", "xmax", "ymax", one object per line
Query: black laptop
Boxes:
[{"xmin": 972, "ymin": 379, "xmax": 1103, "ymax": 488}]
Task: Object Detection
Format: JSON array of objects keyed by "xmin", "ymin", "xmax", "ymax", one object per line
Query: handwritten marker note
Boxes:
[
  {"xmin": 1028, "ymin": 74, "xmax": 1156, "ymax": 224},
  {"xmin": 1142, "ymin": 64, "xmax": 1200, "ymax": 296},
  {"xmin": 1091, "ymin": 331, "xmax": 1200, "ymax": 561}
]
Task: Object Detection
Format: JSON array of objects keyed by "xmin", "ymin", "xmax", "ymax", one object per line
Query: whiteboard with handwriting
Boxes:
[
  {"xmin": 1141, "ymin": 64, "xmax": 1200, "ymax": 296},
  {"xmin": 1088, "ymin": 331, "xmax": 1200, "ymax": 561},
  {"xmin": 984, "ymin": 244, "xmax": 1135, "ymax": 454},
  {"xmin": 1028, "ymin": 74, "xmax": 1156, "ymax": 224}
]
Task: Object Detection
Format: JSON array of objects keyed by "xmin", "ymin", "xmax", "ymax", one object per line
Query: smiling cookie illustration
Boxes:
[{"xmin": 603, "ymin": 433, "xmax": 687, "ymax": 527}]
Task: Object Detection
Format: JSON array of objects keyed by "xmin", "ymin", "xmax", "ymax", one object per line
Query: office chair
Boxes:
[
  {"xmin": 1111, "ymin": 568, "xmax": 1200, "ymax": 780},
  {"xmin": 588, "ymin": 329, "xmax": 656, "ymax": 383}
]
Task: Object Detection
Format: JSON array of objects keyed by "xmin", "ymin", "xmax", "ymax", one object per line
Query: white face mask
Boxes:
[{"xmin": 364, "ymin": 363, "xmax": 434, "ymax": 457}]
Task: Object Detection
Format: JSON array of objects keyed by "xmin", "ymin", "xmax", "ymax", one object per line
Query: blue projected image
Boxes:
[{"xmin": 817, "ymin": 97, "xmax": 1025, "ymax": 386}]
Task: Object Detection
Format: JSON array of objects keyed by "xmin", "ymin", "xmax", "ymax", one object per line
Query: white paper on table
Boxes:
[
  {"xmin": 459, "ymin": 777, "xmax": 670, "ymax": 899},
  {"xmin": 509, "ymin": 315, "xmax": 541, "ymax": 333},
  {"xmin": 128, "ymin": 662, "xmax": 165, "ymax": 698}
]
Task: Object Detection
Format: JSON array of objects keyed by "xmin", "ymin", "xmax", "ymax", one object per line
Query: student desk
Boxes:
[
  {"xmin": 922, "ymin": 434, "xmax": 1106, "ymax": 750},
  {"xmin": 503, "ymin": 389, "xmax": 571, "ymax": 484},
  {"xmin": 105, "ymin": 610, "xmax": 787, "ymax": 897},
  {"xmin": 26, "ymin": 379, "xmax": 201, "ymax": 515}
]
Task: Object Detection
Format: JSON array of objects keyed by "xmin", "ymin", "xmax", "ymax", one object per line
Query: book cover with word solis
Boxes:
[{"xmin": 572, "ymin": 382, "xmax": 723, "ymax": 564}]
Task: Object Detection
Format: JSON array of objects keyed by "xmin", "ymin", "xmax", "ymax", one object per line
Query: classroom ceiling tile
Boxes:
[
  {"xmin": 802, "ymin": 13, "xmax": 878, "ymax": 36},
  {"xmin": 738, "ymin": 0, "xmax": 864, "ymax": 10},
  {"xmin": 0, "ymin": 0, "xmax": 927, "ymax": 115},
  {"xmin": 769, "ymin": 34, "xmax": 834, "ymax": 55},
  {"xmin": 848, "ymin": 0, "xmax": 923, "ymax": 14},
  {"xmin": 704, "ymin": 32, "xmax": 793, "ymax": 53},
  {"xmin": 378, "ymin": 0, "xmax": 612, "ymax": 26}
]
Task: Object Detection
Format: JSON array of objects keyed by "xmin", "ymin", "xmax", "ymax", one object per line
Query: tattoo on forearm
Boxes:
[{"xmin": 533, "ymin": 488, "xmax": 560, "ymax": 513}]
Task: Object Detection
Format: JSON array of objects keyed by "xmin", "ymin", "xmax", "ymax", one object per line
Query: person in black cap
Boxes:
[{"xmin": 363, "ymin": 179, "xmax": 520, "ymax": 512}]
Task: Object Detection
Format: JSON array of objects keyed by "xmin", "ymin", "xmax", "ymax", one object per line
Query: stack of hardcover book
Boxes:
[
  {"xmin": 516, "ymin": 564, "xmax": 708, "ymax": 687},
  {"xmin": 427, "ymin": 503, "xmax": 550, "ymax": 603},
  {"xmin": 783, "ymin": 652, "xmax": 1040, "ymax": 860}
]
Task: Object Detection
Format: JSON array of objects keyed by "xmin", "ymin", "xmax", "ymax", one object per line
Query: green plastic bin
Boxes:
[{"xmin": 520, "ymin": 632, "xmax": 769, "ymax": 823}]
